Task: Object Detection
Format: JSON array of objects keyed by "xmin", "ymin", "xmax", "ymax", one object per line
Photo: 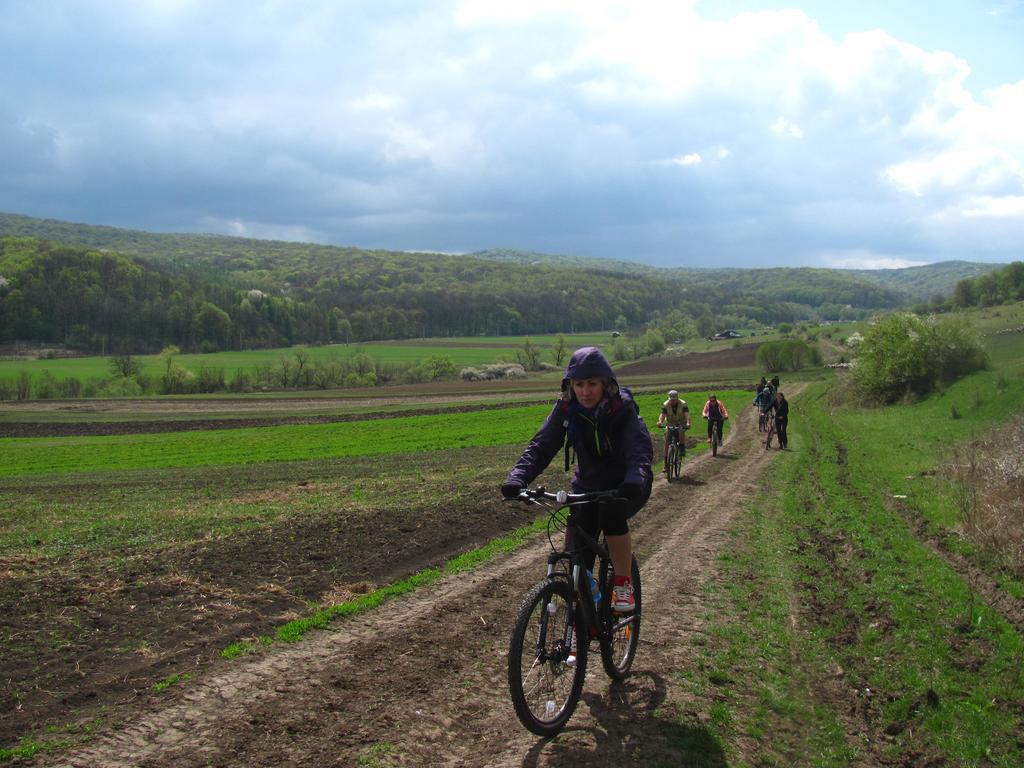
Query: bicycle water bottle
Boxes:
[{"xmin": 586, "ymin": 570, "xmax": 601, "ymax": 608}]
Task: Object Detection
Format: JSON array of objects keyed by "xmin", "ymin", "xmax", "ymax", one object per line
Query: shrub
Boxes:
[
  {"xmin": 756, "ymin": 339, "xmax": 821, "ymax": 372},
  {"xmin": 195, "ymin": 366, "xmax": 226, "ymax": 393},
  {"xmin": 852, "ymin": 313, "xmax": 988, "ymax": 404},
  {"xmin": 459, "ymin": 363, "xmax": 527, "ymax": 381},
  {"xmin": 61, "ymin": 377, "xmax": 82, "ymax": 398},
  {"xmin": 33, "ymin": 371, "xmax": 61, "ymax": 399},
  {"xmin": 344, "ymin": 371, "xmax": 377, "ymax": 388},
  {"xmin": 161, "ymin": 364, "xmax": 196, "ymax": 395},
  {"xmin": 950, "ymin": 420, "xmax": 1024, "ymax": 575},
  {"xmin": 96, "ymin": 377, "xmax": 144, "ymax": 397},
  {"xmin": 404, "ymin": 356, "xmax": 456, "ymax": 384},
  {"xmin": 229, "ymin": 369, "xmax": 254, "ymax": 393},
  {"xmin": 16, "ymin": 371, "xmax": 31, "ymax": 400}
]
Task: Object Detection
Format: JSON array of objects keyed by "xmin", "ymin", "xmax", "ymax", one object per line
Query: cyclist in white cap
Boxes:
[{"xmin": 656, "ymin": 389, "xmax": 690, "ymax": 470}]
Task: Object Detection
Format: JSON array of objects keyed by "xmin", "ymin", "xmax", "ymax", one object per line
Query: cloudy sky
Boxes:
[{"xmin": 3, "ymin": 1, "xmax": 1023, "ymax": 268}]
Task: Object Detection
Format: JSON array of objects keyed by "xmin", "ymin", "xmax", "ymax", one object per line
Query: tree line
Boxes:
[
  {"xmin": 949, "ymin": 261, "xmax": 1024, "ymax": 309},
  {"xmin": 2, "ymin": 210, "xmax": 983, "ymax": 355},
  {"xmin": 0, "ymin": 234, "xmax": 899, "ymax": 355}
]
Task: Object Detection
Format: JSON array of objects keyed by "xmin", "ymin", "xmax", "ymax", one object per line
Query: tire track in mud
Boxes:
[{"xmin": 46, "ymin": 398, "xmax": 792, "ymax": 768}]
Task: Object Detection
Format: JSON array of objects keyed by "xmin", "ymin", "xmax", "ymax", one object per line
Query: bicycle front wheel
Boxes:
[
  {"xmin": 711, "ymin": 426, "xmax": 719, "ymax": 456},
  {"xmin": 599, "ymin": 556, "xmax": 642, "ymax": 680},
  {"xmin": 666, "ymin": 444, "xmax": 678, "ymax": 482},
  {"xmin": 508, "ymin": 578, "xmax": 587, "ymax": 736},
  {"xmin": 671, "ymin": 444, "xmax": 681, "ymax": 480}
]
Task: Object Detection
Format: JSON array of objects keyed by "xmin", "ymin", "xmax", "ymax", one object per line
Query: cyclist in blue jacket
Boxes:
[{"xmin": 501, "ymin": 346, "xmax": 653, "ymax": 612}]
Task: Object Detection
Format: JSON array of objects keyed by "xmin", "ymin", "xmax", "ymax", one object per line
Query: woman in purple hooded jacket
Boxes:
[{"xmin": 501, "ymin": 346, "xmax": 653, "ymax": 612}]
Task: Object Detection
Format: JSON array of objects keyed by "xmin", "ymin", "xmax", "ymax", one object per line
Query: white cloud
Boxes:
[
  {"xmin": 960, "ymin": 194, "xmax": 1024, "ymax": 217},
  {"xmin": 661, "ymin": 153, "xmax": 702, "ymax": 167},
  {"xmin": 199, "ymin": 216, "xmax": 325, "ymax": 243},
  {"xmin": 770, "ymin": 117, "xmax": 803, "ymax": 139},
  {"xmin": 821, "ymin": 251, "xmax": 930, "ymax": 270}
]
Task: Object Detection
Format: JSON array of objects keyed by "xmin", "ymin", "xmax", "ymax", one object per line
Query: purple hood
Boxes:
[{"xmin": 562, "ymin": 346, "xmax": 616, "ymax": 387}]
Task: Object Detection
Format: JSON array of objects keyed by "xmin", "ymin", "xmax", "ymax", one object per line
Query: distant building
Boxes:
[{"xmin": 713, "ymin": 330, "xmax": 743, "ymax": 340}]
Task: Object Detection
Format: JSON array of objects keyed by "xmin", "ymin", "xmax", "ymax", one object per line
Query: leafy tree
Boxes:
[
  {"xmin": 194, "ymin": 302, "xmax": 232, "ymax": 351},
  {"xmin": 515, "ymin": 338, "xmax": 543, "ymax": 370},
  {"xmin": 852, "ymin": 313, "xmax": 988, "ymax": 403},
  {"xmin": 109, "ymin": 353, "xmax": 142, "ymax": 378},
  {"xmin": 423, "ymin": 354, "xmax": 455, "ymax": 380},
  {"xmin": 551, "ymin": 334, "xmax": 569, "ymax": 367},
  {"xmin": 641, "ymin": 328, "xmax": 666, "ymax": 355},
  {"xmin": 756, "ymin": 339, "xmax": 821, "ymax": 372},
  {"xmin": 160, "ymin": 345, "xmax": 181, "ymax": 377},
  {"xmin": 695, "ymin": 315, "xmax": 717, "ymax": 338}
]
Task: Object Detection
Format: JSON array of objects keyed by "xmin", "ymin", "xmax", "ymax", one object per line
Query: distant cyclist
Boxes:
[
  {"xmin": 656, "ymin": 389, "xmax": 691, "ymax": 471},
  {"xmin": 772, "ymin": 390, "xmax": 789, "ymax": 449},
  {"xmin": 756, "ymin": 376, "xmax": 767, "ymax": 397},
  {"xmin": 754, "ymin": 380, "xmax": 774, "ymax": 408},
  {"xmin": 701, "ymin": 394, "xmax": 729, "ymax": 443}
]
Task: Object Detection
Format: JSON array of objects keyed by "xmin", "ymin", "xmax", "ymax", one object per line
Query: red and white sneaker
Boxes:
[{"xmin": 611, "ymin": 578, "xmax": 635, "ymax": 613}]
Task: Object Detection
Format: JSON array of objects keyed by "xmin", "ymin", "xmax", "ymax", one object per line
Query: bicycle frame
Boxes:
[
  {"xmin": 523, "ymin": 489, "xmax": 634, "ymax": 650},
  {"xmin": 665, "ymin": 424, "xmax": 683, "ymax": 446}
]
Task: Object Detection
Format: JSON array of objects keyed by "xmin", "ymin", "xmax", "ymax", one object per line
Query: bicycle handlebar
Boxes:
[{"xmin": 508, "ymin": 486, "xmax": 621, "ymax": 507}]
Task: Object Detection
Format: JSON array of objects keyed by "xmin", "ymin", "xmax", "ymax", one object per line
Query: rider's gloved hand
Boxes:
[
  {"xmin": 501, "ymin": 480, "xmax": 524, "ymax": 499},
  {"xmin": 617, "ymin": 481, "xmax": 643, "ymax": 501}
]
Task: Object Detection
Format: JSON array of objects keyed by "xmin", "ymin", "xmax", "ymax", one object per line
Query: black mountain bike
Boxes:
[
  {"xmin": 663, "ymin": 425, "xmax": 683, "ymax": 481},
  {"xmin": 506, "ymin": 487, "xmax": 642, "ymax": 736},
  {"xmin": 708, "ymin": 418, "xmax": 724, "ymax": 456}
]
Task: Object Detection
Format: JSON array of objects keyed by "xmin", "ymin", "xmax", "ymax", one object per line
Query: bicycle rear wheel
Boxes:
[
  {"xmin": 598, "ymin": 556, "xmax": 641, "ymax": 680},
  {"xmin": 508, "ymin": 578, "xmax": 587, "ymax": 736}
]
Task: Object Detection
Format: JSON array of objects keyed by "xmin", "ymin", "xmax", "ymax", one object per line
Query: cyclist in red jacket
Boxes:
[{"xmin": 701, "ymin": 394, "xmax": 729, "ymax": 443}]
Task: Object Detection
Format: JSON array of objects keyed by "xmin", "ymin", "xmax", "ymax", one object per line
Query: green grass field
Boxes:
[
  {"xmin": 0, "ymin": 332, "xmax": 621, "ymax": 385},
  {"xmin": 675, "ymin": 319, "xmax": 1024, "ymax": 764},
  {"xmin": 0, "ymin": 390, "xmax": 746, "ymax": 477}
]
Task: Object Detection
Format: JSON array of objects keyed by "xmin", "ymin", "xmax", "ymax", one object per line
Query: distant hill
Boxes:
[
  {"xmin": 0, "ymin": 211, "xmax": 1001, "ymax": 354},
  {"xmin": 472, "ymin": 247, "xmax": 1004, "ymax": 302},
  {"xmin": 849, "ymin": 261, "xmax": 1005, "ymax": 300}
]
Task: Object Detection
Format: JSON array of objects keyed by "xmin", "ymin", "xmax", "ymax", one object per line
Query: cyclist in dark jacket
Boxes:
[
  {"xmin": 501, "ymin": 346, "xmax": 653, "ymax": 612},
  {"xmin": 772, "ymin": 391, "xmax": 789, "ymax": 449}
]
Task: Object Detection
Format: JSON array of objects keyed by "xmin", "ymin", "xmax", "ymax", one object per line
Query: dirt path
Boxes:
[{"xmin": 45, "ymin": 399, "xmax": 786, "ymax": 768}]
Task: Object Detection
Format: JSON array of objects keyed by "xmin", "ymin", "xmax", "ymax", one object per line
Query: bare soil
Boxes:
[
  {"xmin": 0, "ymin": 399, "xmax": 552, "ymax": 437},
  {"xmin": 618, "ymin": 343, "xmax": 759, "ymax": 375},
  {"xmin": 13, "ymin": 401, "xmax": 787, "ymax": 767}
]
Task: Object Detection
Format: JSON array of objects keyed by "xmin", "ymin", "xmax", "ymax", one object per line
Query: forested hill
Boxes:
[
  {"xmin": 472, "ymin": 248, "xmax": 1004, "ymax": 302},
  {"xmin": 849, "ymin": 261, "xmax": 1006, "ymax": 300},
  {"xmin": 0, "ymin": 211, "xmax": 998, "ymax": 355}
]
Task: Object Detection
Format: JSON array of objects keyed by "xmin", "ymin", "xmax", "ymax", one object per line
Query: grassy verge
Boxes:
[{"xmin": 675, "ymin": 370, "xmax": 1024, "ymax": 766}]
